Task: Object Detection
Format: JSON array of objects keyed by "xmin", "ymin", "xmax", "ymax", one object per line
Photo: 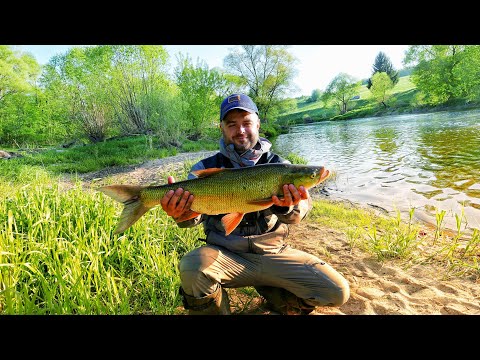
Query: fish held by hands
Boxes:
[{"xmin": 98, "ymin": 163, "xmax": 330, "ymax": 236}]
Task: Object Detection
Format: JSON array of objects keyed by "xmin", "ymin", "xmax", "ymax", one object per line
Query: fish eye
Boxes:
[{"xmin": 310, "ymin": 173, "xmax": 316, "ymax": 179}]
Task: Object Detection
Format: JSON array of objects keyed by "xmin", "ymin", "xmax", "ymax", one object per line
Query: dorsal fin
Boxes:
[{"xmin": 191, "ymin": 167, "xmax": 225, "ymax": 178}]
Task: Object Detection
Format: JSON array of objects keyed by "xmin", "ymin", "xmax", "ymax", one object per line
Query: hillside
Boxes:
[{"xmin": 278, "ymin": 76, "xmax": 417, "ymax": 125}]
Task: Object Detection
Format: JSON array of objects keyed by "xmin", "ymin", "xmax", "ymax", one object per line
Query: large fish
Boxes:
[{"xmin": 98, "ymin": 163, "xmax": 330, "ymax": 236}]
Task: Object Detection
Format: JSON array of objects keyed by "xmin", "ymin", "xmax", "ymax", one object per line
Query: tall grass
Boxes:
[{"xmin": 0, "ymin": 169, "xmax": 203, "ymax": 314}]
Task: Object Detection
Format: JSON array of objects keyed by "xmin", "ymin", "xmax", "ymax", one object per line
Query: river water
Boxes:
[{"xmin": 275, "ymin": 109, "xmax": 480, "ymax": 231}]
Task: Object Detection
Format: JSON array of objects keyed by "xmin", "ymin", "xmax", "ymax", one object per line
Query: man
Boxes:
[{"xmin": 160, "ymin": 93, "xmax": 350, "ymax": 315}]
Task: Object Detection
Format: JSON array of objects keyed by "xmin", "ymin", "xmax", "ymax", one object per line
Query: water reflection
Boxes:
[{"xmin": 275, "ymin": 110, "xmax": 480, "ymax": 230}]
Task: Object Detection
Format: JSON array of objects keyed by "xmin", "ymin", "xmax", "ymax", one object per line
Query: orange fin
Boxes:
[
  {"xmin": 246, "ymin": 198, "xmax": 275, "ymax": 207},
  {"xmin": 174, "ymin": 211, "xmax": 202, "ymax": 223},
  {"xmin": 221, "ymin": 212, "xmax": 245, "ymax": 236},
  {"xmin": 191, "ymin": 167, "xmax": 225, "ymax": 178}
]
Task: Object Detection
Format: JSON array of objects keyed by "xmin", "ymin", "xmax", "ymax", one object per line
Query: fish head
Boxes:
[{"xmin": 287, "ymin": 164, "xmax": 330, "ymax": 190}]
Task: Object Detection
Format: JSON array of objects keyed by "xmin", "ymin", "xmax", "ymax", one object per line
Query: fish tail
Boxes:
[{"xmin": 98, "ymin": 185, "xmax": 151, "ymax": 234}]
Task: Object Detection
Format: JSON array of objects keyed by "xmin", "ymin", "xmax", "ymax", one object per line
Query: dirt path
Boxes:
[{"xmin": 76, "ymin": 151, "xmax": 480, "ymax": 315}]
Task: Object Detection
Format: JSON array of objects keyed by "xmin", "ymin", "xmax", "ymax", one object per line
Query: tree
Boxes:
[
  {"xmin": 454, "ymin": 45, "xmax": 480, "ymax": 102},
  {"xmin": 108, "ymin": 45, "xmax": 171, "ymax": 136},
  {"xmin": 223, "ymin": 45, "xmax": 298, "ymax": 124},
  {"xmin": 39, "ymin": 45, "xmax": 176, "ymax": 143},
  {"xmin": 0, "ymin": 46, "xmax": 42, "ymax": 146},
  {"xmin": 174, "ymin": 54, "xmax": 232, "ymax": 140},
  {"xmin": 369, "ymin": 72, "xmax": 394, "ymax": 108},
  {"xmin": 0, "ymin": 46, "xmax": 40, "ymax": 103},
  {"xmin": 322, "ymin": 73, "xmax": 361, "ymax": 115},
  {"xmin": 40, "ymin": 46, "xmax": 116, "ymax": 143},
  {"xmin": 308, "ymin": 88, "xmax": 322, "ymax": 103},
  {"xmin": 403, "ymin": 45, "xmax": 478, "ymax": 105},
  {"xmin": 367, "ymin": 52, "xmax": 399, "ymax": 89}
]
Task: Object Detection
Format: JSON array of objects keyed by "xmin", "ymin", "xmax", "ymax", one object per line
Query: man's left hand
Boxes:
[{"xmin": 272, "ymin": 184, "xmax": 309, "ymax": 207}]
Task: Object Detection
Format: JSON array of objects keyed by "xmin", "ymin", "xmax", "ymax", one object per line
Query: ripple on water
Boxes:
[{"xmin": 275, "ymin": 109, "xmax": 480, "ymax": 230}]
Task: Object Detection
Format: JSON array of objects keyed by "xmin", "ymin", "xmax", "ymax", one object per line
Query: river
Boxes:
[{"xmin": 275, "ymin": 109, "xmax": 480, "ymax": 231}]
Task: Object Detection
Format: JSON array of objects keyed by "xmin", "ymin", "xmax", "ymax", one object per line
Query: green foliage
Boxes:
[
  {"xmin": 174, "ymin": 54, "xmax": 231, "ymax": 140},
  {"xmin": 285, "ymin": 152, "xmax": 308, "ymax": 165},
  {"xmin": 308, "ymin": 89, "xmax": 322, "ymax": 102},
  {"xmin": 367, "ymin": 51, "xmax": 399, "ymax": 89},
  {"xmin": 370, "ymin": 72, "xmax": 394, "ymax": 108},
  {"xmin": 404, "ymin": 45, "xmax": 480, "ymax": 105},
  {"xmin": 323, "ymin": 73, "xmax": 362, "ymax": 115},
  {"xmin": 223, "ymin": 45, "xmax": 298, "ymax": 124},
  {"xmin": 0, "ymin": 46, "xmax": 40, "ymax": 99},
  {"xmin": 0, "ymin": 46, "xmax": 43, "ymax": 146},
  {"xmin": 37, "ymin": 45, "xmax": 179, "ymax": 146},
  {"xmin": 276, "ymin": 98, "xmax": 297, "ymax": 116}
]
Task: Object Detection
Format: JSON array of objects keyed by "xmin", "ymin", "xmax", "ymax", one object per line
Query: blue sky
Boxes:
[{"xmin": 17, "ymin": 45, "xmax": 409, "ymax": 97}]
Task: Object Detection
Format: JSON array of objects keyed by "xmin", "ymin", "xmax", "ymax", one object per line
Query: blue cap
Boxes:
[{"xmin": 220, "ymin": 94, "xmax": 259, "ymax": 121}]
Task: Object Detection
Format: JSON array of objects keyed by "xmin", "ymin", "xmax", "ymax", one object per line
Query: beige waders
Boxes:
[{"xmin": 178, "ymin": 240, "xmax": 350, "ymax": 315}]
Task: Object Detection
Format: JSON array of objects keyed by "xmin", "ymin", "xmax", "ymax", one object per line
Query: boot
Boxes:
[
  {"xmin": 179, "ymin": 285, "xmax": 231, "ymax": 315},
  {"xmin": 255, "ymin": 286, "xmax": 316, "ymax": 315}
]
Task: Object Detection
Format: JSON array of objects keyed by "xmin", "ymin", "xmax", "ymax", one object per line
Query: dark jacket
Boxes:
[{"xmin": 177, "ymin": 151, "xmax": 312, "ymax": 254}]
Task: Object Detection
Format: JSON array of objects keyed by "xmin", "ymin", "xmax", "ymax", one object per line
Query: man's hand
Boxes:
[
  {"xmin": 272, "ymin": 184, "xmax": 309, "ymax": 207},
  {"xmin": 160, "ymin": 176, "xmax": 196, "ymax": 221}
]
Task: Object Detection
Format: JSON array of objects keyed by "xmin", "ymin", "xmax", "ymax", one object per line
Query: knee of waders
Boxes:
[
  {"xmin": 255, "ymin": 286, "xmax": 316, "ymax": 315},
  {"xmin": 179, "ymin": 285, "xmax": 231, "ymax": 315}
]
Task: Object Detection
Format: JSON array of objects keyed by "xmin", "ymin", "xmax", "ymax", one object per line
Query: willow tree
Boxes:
[
  {"xmin": 40, "ymin": 46, "xmax": 116, "ymax": 143},
  {"xmin": 322, "ymin": 73, "xmax": 361, "ymax": 115},
  {"xmin": 108, "ymin": 45, "xmax": 173, "ymax": 135},
  {"xmin": 223, "ymin": 45, "xmax": 298, "ymax": 124},
  {"xmin": 40, "ymin": 45, "xmax": 176, "ymax": 144}
]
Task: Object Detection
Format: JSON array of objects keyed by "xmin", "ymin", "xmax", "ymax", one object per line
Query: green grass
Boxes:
[{"xmin": 1, "ymin": 135, "xmax": 218, "ymax": 182}]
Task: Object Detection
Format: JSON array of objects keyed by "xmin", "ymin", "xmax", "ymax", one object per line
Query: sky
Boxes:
[{"xmin": 17, "ymin": 45, "xmax": 410, "ymax": 97}]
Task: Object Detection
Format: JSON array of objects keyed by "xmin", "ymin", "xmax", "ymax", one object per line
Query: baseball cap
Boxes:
[{"xmin": 220, "ymin": 94, "xmax": 259, "ymax": 121}]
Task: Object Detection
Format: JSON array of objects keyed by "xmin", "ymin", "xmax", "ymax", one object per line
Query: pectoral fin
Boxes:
[
  {"xmin": 174, "ymin": 211, "xmax": 202, "ymax": 223},
  {"xmin": 221, "ymin": 212, "xmax": 245, "ymax": 236}
]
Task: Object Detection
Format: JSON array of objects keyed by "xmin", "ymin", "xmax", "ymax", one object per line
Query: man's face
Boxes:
[{"xmin": 220, "ymin": 109, "xmax": 260, "ymax": 153}]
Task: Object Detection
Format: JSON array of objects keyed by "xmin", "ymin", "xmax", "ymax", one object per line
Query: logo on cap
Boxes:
[{"xmin": 228, "ymin": 94, "xmax": 241, "ymax": 103}]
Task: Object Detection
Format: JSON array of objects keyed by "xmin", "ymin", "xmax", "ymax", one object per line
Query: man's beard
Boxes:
[{"xmin": 233, "ymin": 135, "xmax": 258, "ymax": 154}]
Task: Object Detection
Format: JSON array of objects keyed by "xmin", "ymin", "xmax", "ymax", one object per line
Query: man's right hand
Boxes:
[{"xmin": 160, "ymin": 176, "xmax": 196, "ymax": 222}]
